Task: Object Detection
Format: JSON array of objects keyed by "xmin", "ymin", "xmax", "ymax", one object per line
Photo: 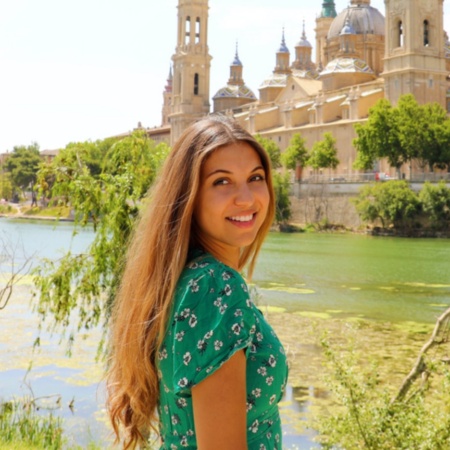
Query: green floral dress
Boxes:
[{"xmin": 157, "ymin": 250, "xmax": 288, "ymax": 449}]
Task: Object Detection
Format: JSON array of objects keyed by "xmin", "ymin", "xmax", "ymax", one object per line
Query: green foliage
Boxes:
[
  {"xmin": 354, "ymin": 95, "xmax": 450, "ymax": 172},
  {"xmin": 418, "ymin": 181, "xmax": 450, "ymax": 229},
  {"xmin": 281, "ymin": 133, "xmax": 309, "ymax": 170},
  {"xmin": 254, "ymin": 134, "xmax": 281, "ymax": 169},
  {"xmin": 0, "ymin": 173, "xmax": 13, "ymax": 200},
  {"xmin": 353, "ymin": 181, "xmax": 420, "ymax": 229},
  {"xmin": 272, "ymin": 171, "xmax": 292, "ymax": 225},
  {"xmin": 33, "ymin": 131, "xmax": 170, "ymax": 349},
  {"xmin": 0, "ymin": 400, "xmax": 64, "ymax": 449},
  {"xmin": 4, "ymin": 143, "xmax": 42, "ymax": 193},
  {"xmin": 307, "ymin": 132, "xmax": 339, "ymax": 171},
  {"xmin": 317, "ymin": 335, "xmax": 450, "ymax": 450}
]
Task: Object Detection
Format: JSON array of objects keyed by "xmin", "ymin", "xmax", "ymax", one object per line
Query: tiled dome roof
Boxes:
[{"xmin": 320, "ymin": 57, "xmax": 374, "ymax": 76}]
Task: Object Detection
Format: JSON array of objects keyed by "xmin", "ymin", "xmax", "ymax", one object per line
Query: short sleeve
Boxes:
[{"xmin": 170, "ymin": 263, "xmax": 256, "ymax": 395}]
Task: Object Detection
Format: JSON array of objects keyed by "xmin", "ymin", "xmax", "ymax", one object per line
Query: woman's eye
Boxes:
[
  {"xmin": 213, "ymin": 178, "xmax": 229, "ymax": 186},
  {"xmin": 250, "ymin": 174, "xmax": 265, "ymax": 182}
]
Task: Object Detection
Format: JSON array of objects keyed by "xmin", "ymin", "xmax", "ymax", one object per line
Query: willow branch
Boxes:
[{"xmin": 392, "ymin": 306, "xmax": 450, "ymax": 404}]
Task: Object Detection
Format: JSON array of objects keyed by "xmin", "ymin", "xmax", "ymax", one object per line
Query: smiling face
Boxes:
[{"xmin": 193, "ymin": 142, "xmax": 270, "ymax": 269}]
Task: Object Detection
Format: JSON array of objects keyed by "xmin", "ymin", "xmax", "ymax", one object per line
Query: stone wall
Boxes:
[{"xmin": 290, "ymin": 184, "xmax": 362, "ymax": 229}]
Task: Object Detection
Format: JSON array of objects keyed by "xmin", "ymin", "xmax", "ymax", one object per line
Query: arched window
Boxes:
[
  {"xmin": 397, "ymin": 20, "xmax": 404, "ymax": 47},
  {"xmin": 195, "ymin": 18, "xmax": 200, "ymax": 44},
  {"xmin": 185, "ymin": 16, "xmax": 191, "ymax": 45},
  {"xmin": 424, "ymin": 20, "xmax": 429, "ymax": 46},
  {"xmin": 194, "ymin": 73, "xmax": 199, "ymax": 95}
]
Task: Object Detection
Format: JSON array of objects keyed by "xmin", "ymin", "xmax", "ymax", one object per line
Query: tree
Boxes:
[
  {"xmin": 272, "ymin": 171, "xmax": 292, "ymax": 226},
  {"xmin": 4, "ymin": 143, "xmax": 42, "ymax": 194},
  {"xmin": 255, "ymin": 134, "xmax": 281, "ymax": 169},
  {"xmin": 353, "ymin": 98, "xmax": 403, "ymax": 172},
  {"xmin": 354, "ymin": 95, "xmax": 450, "ymax": 174},
  {"xmin": 281, "ymin": 133, "xmax": 309, "ymax": 180},
  {"xmin": 419, "ymin": 104, "xmax": 450, "ymax": 171},
  {"xmin": 353, "ymin": 181, "xmax": 420, "ymax": 230},
  {"xmin": 307, "ymin": 132, "xmax": 339, "ymax": 173},
  {"xmin": 33, "ymin": 131, "xmax": 170, "ymax": 351}
]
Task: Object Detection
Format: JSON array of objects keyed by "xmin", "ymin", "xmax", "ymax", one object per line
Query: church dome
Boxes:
[
  {"xmin": 213, "ymin": 84, "xmax": 256, "ymax": 100},
  {"xmin": 320, "ymin": 57, "xmax": 374, "ymax": 76},
  {"xmin": 328, "ymin": 4, "xmax": 385, "ymax": 39}
]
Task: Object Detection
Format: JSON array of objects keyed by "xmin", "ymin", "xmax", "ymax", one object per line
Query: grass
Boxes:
[
  {"xmin": 0, "ymin": 400, "xmax": 64, "ymax": 450},
  {"xmin": 21, "ymin": 206, "xmax": 71, "ymax": 218},
  {"xmin": 0, "ymin": 399, "xmax": 104, "ymax": 450}
]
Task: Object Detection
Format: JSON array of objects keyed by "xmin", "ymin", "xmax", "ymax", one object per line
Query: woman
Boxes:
[{"xmin": 106, "ymin": 116, "xmax": 288, "ymax": 449}]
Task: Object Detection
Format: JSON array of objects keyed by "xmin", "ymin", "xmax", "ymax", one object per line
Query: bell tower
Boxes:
[
  {"xmin": 383, "ymin": 0, "xmax": 447, "ymax": 108},
  {"xmin": 169, "ymin": 0, "xmax": 212, "ymax": 145}
]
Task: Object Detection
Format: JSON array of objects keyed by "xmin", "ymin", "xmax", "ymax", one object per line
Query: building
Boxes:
[{"xmin": 158, "ymin": 0, "xmax": 449, "ymax": 178}]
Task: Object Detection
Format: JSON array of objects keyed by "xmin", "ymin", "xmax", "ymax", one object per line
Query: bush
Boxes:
[
  {"xmin": 317, "ymin": 334, "xmax": 450, "ymax": 449},
  {"xmin": 353, "ymin": 181, "xmax": 420, "ymax": 230},
  {"xmin": 418, "ymin": 181, "xmax": 450, "ymax": 230}
]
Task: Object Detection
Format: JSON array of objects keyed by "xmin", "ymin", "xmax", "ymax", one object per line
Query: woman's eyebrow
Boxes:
[{"xmin": 205, "ymin": 165, "xmax": 264, "ymax": 179}]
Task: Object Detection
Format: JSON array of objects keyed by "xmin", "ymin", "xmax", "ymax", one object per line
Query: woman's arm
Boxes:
[{"xmin": 192, "ymin": 349, "xmax": 248, "ymax": 450}]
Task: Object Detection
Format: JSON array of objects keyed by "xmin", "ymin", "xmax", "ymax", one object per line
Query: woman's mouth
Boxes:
[{"xmin": 228, "ymin": 214, "xmax": 254, "ymax": 223}]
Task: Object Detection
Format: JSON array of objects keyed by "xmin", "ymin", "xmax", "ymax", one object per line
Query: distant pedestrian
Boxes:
[{"xmin": 31, "ymin": 190, "xmax": 38, "ymax": 207}]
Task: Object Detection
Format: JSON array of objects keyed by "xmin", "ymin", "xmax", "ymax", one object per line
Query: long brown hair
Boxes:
[{"xmin": 106, "ymin": 116, "xmax": 275, "ymax": 448}]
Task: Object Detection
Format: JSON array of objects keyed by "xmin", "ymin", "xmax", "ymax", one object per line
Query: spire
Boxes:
[
  {"xmin": 228, "ymin": 43, "xmax": 244, "ymax": 86},
  {"xmin": 297, "ymin": 19, "xmax": 312, "ymax": 47},
  {"xmin": 278, "ymin": 27, "xmax": 289, "ymax": 53},
  {"xmin": 350, "ymin": 0, "xmax": 370, "ymax": 4},
  {"xmin": 320, "ymin": 0, "xmax": 337, "ymax": 18},
  {"xmin": 165, "ymin": 66, "xmax": 173, "ymax": 93},
  {"xmin": 232, "ymin": 41, "xmax": 242, "ymax": 66}
]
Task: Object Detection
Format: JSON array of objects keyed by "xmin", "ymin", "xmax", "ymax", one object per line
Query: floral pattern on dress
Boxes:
[{"xmin": 157, "ymin": 250, "xmax": 288, "ymax": 450}]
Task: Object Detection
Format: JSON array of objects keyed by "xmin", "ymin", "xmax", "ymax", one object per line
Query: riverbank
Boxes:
[{"xmin": 0, "ymin": 204, "xmax": 73, "ymax": 222}]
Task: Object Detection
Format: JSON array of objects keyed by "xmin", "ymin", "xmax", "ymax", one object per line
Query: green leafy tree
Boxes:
[
  {"xmin": 354, "ymin": 95, "xmax": 450, "ymax": 174},
  {"xmin": 353, "ymin": 180, "xmax": 420, "ymax": 229},
  {"xmin": 4, "ymin": 143, "xmax": 42, "ymax": 194},
  {"xmin": 281, "ymin": 133, "xmax": 309, "ymax": 170},
  {"xmin": 307, "ymin": 132, "xmax": 339, "ymax": 173},
  {"xmin": 419, "ymin": 104, "xmax": 450, "ymax": 171},
  {"xmin": 418, "ymin": 181, "xmax": 450, "ymax": 229},
  {"xmin": 272, "ymin": 171, "xmax": 292, "ymax": 226},
  {"xmin": 33, "ymin": 131, "xmax": 170, "ymax": 351},
  {"xmin": 353, "ymin": 98, "xmax": 403, "ymax": 171},
  {"xmin": 255, "ymin": 134, "xmax": 281, "ymax": 169},
  {"xmin": 281, "ymin": 133, "xmax": 309, "ymax": 182}
]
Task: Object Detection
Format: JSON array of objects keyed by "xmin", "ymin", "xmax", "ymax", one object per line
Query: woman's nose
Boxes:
[{"xmin": 234, "ymin": 183, "xmax": 254, "ymax": 206}]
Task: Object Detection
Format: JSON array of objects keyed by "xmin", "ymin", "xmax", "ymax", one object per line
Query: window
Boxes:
[
  {"xmin": 195, "ymin": 18, "xmax": 200, "ymax": 44},
  {"xmin": 397, "ymin": 21, "xmax": 404, "ymax": 47},
  {"xmin": 185, "ymin": 16, "xmax": 191, "ymax": 45},
  {"xmin": 194, "ymin": 73, "xmax": 199, "ymax": 95},
  {"xmin": 423, "ymin": 20, "xmax": 429, "ymax": 46}
]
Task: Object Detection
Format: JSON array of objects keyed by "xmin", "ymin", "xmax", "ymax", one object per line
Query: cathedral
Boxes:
[{"xmin": 151, "ymin": 0, "xmax": 450, "ymax": 179}]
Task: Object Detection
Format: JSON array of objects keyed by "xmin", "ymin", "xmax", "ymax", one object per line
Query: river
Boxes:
[{"xmin": 0, "ymin": 218, "xmax": 449, "ymax": 449}]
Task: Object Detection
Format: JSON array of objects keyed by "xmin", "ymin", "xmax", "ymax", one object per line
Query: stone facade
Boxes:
[{"xmin": 159, "ymin": 0, "xmax": 449, "ymax": 178}]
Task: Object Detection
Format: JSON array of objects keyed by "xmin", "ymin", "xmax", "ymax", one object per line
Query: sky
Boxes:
[{"xmin": 1, "ymin": 0, "xmax": 449, "ymax": 152}]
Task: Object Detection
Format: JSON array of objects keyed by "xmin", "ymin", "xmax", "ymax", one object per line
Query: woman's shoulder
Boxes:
[
  {"xmin": 174, "ymin": 249, "xmax": 250, "ymax": 309},
  {"xmin": 182, "ymin": 249, "xmax": 244, "ymax": 283}
]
